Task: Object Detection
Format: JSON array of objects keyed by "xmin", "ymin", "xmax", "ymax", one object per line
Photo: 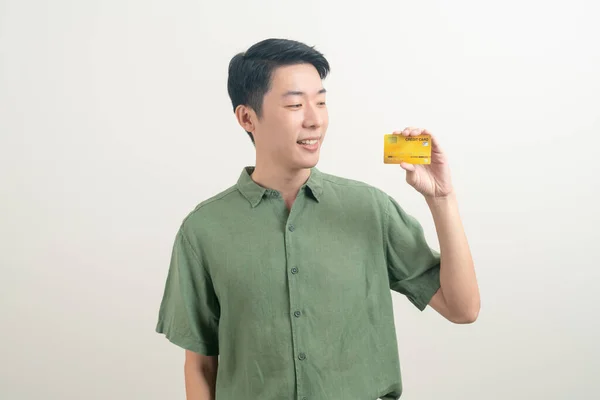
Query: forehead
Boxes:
[{"xmin": 268, "ymin": 64, "xmax": 324, "ymax": 92}]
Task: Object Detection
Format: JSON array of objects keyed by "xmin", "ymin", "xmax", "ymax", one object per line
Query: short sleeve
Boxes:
[
  {"xmin": 384, "ymin": 195, "xmax": 441, "ymax": 311},
  {"xmin": 155, "ymin": 226, "xmax": 220, "ymax": 355}
]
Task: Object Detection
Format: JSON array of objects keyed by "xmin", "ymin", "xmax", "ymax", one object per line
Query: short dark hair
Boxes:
[{"xmin": 227, "ymin": 38, "xmax": 330, "ymax": 143}]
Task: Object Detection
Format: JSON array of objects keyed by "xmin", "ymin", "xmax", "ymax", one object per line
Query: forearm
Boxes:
[
  {"xmin": 426, "ymin": 192, "xmax": 480, "ymax": 321},
  {"xmin": 184, "ymin": 358, "xmax": 218, "ymax": 400}
]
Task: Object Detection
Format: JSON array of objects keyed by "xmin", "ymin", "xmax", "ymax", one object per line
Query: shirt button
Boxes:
[
  {"xmin": 291, "ymin": 267, "xmax": 298, "ymax": 274},
  {"xmin": 288, "ymin": 224, "xmax": 295, "ymax": 232},
  {"xmin": 298, "ymin": 352, "xmax": 306, "ymax": 360},
  {"xmin": 294, "ymin": 310, "xmax": 302, "ymax": 317}
]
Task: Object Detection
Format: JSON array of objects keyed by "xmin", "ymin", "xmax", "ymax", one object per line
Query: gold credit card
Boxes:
[{"xmin": 383, "ymin": 133, "xmax": 432, "ymax": 164}]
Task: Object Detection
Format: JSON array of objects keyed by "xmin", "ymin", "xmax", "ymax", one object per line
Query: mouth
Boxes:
[
  {"xmin": 296, "ymin": 137, "xmax": 320, "ymax": 152},
  {"xmin": 296, "ymin": 138, "xmax": 319, "ymax": 145}
]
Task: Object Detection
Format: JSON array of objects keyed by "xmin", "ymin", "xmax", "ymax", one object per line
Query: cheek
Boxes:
[
  {"xmin": 272, "ymin": 113, "xmax": 303, "ymax": 139},
  {"xmin": 286, "ymin": 112, "xmax": 305, "ymax": 127},
  {"xmin": 266, "ymin": 110, "xmax": 295, "ymax": 128},
  {"xmin": 319, "ymin": 107, "xmax": 329, "ymax": 122}
]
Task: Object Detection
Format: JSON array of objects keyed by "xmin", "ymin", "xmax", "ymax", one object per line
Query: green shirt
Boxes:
[{"xmin": 155, "ymin": 166, "xmax": 441, "ymax": 400}]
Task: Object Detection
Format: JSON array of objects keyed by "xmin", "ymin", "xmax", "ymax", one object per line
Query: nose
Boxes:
[{"xmin": 303, "ymin": 102, "xmax": 324, "ymax": 129}]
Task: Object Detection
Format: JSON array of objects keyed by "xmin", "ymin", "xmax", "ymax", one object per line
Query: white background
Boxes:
[{"xmin": 1, "ymin": 0, "xmax": 599, "ymax": 399}]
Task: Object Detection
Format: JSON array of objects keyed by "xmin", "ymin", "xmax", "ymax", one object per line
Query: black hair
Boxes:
[{"xmin": 227, "ymin": 38, "xmax": 330, "ymax": 143}]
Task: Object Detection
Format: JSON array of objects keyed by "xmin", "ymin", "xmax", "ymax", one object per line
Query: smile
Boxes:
[{"xmin": 297, "ymin": 139, "xmax": 319, "ymax": 145}]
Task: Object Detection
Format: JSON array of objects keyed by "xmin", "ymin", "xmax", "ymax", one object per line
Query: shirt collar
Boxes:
[{"xmin": 237, "ymin": 166, "xmax": 324, "ymax": 207}]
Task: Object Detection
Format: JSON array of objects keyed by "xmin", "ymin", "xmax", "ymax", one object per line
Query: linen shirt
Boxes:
[{"xmin": 155, "ymin": 166, "xmax": 441, "ymax": 400}]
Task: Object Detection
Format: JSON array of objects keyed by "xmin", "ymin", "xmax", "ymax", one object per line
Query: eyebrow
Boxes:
[{"xmin": 282, "ymin": 88, "xmax": 327, "ymax": 97}]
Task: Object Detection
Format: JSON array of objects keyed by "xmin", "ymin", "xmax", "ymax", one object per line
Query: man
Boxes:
[{"xmin": 155, "ymin": 38, "xmax": 480, "ymax": 400}]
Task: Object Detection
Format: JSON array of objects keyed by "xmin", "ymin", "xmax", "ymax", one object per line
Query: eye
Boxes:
[
  {"xmin": 287, "ymin": 104, "xmax": 302, "ymax": 109},
  {"xmin": 318, "ymin": 101, "xmax": 326, "ymax": 106}
]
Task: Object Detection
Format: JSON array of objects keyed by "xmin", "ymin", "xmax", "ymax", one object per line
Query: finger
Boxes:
[
  {"xmin": 430, "ymin": 134, "xmax": 443, "ymax": 151},
  {"xmin": 402, "ymin": 127, "xmax": 411, "ymax": 136},
  {"xmin": 399, "ymin": 161, "xmax": 416, "ymax": 172},
  {"xmin": 410, "ymin": 128, "xmax": 423, "ymax": 136}
]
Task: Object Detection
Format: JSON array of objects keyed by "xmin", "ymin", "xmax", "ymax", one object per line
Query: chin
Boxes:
[
  {"xmin": 286, "ymin": 157, "xmax": 318, "ymax": 172},
  {"xmin": 298, "ymin": 153, "xmax": 320, "ymax": 169},
  {"xmin": 282, "ymin": 145, "xmax": 322, "ymax": 171}
]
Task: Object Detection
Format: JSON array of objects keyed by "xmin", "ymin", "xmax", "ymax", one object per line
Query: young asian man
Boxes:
[{"xmin": 155, "ymin": 38, "xmax": 480, "ymax": 400}]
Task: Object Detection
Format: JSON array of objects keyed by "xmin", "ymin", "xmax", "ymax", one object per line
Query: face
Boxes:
[{"xmin": 242, "ymin": 63, "xmax": 329, "ymax": 172}]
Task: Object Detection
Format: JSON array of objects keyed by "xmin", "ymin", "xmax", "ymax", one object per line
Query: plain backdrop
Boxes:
[{"xmin": 1, "ymin": 0, "xmax": 599, "ymax": 399}]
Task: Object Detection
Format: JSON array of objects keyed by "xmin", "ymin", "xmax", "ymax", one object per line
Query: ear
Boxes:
[{"xmin": 234, "ymin": 105, "xmax": 256, "ymax": 133}]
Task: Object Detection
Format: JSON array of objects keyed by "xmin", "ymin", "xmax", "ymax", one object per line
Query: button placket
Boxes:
[
  {"xmin": 287, "ymin": 222, "xmax": 304, "ymax": 364},
  {"xmin": 284, "ymin": 195, "xmax": 310, "ymax": 398}
]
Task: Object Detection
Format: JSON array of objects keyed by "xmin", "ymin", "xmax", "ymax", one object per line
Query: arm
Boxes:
[
  {"xmin": 393, "ymin": 127, "xmax": 479, "ymax": 323},
  {"xmin": 184, "ymin": 350, "xmax": 218, "ymax": 400},
  {"xmin": 426, "ymin": 192, "xmax": 480, "ymax": 323},
  {"xmin": 155, "ymin": 227, "xmax": 221, "ymax": 398}
]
